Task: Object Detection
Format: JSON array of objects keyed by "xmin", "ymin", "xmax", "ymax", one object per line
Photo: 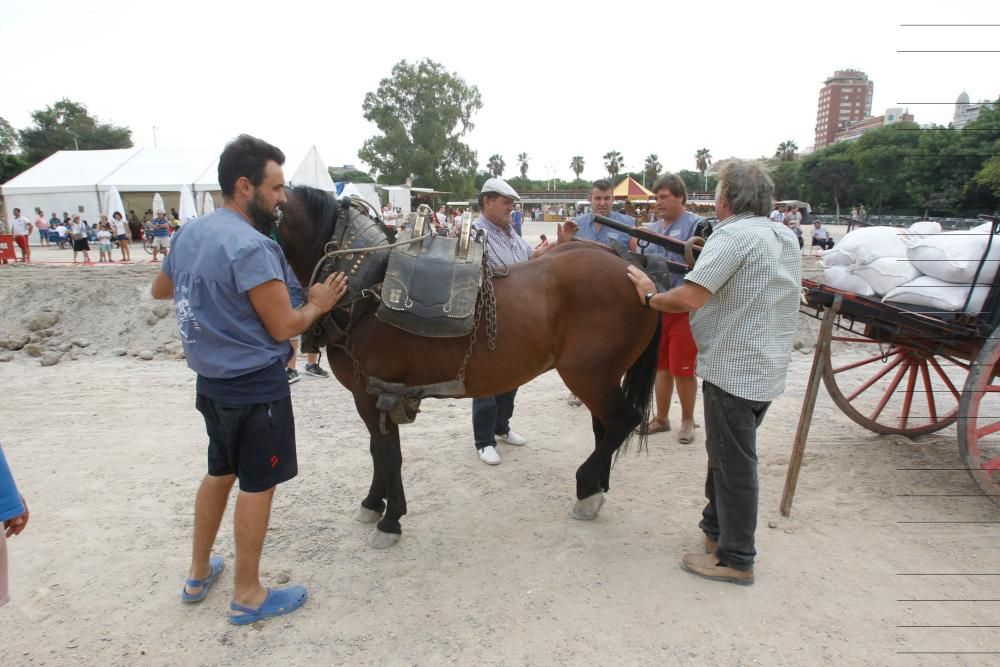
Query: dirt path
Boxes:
[{"xmin": 1, "ymin": 261, "xmax": 997, "ymax": 665}]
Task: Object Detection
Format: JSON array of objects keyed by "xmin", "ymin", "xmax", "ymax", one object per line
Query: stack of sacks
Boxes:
[
  {"xmin": 884, "ymin": 220, "xmax": 999, "ymax": 315},
  {"xmin": 819, "ymin": 221, "xmax": 1000, "ymax": 315},
  {"xmin": 820, "ymin": 225, "xmax": 920, "ymax": 297}
]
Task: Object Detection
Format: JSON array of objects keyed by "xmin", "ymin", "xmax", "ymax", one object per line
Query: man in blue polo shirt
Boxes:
[
  {"xmin": 152, "ymin": 134, "xmax": 347, "ymax": 625},
  {"xmin": 571, "ymin": 179, "xmax": 637, "ymax": 248}
]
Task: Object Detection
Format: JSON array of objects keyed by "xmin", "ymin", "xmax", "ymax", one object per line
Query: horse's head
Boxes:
[{"xmin": 278, "ymin": 186, "xmax": 396, "ymax": 322}]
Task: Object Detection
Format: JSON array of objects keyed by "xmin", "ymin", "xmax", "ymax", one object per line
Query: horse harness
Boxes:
[{"xmin": 302, "ymin": 199, "xmax": 498, "ymax": 432}]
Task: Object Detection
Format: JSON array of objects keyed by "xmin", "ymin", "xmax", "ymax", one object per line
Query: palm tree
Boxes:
[
  {"xmin": 517, "ymin": 152, "xmax": 529, "ymax": 179},
  {"xmin": 487, "ymin": 154, "xmax": 505, "ymax": 178},
  {"xmin": 570, "ymin": 155, "xmax": 585, "ymax": 180},
  {"xmin": 603, "ymin": 150, "xmax": 624, "ymax": 180},
  {"xmin": 695, "ymin": 148, "xmax": 712, "ymax": 190},
  {"xmin": 643, "ymin": 154, "xmax": 662, "ymax": 186},
  {"xmin": 775, "ymin": 140, "xmax": 799, "ymax": 161}
]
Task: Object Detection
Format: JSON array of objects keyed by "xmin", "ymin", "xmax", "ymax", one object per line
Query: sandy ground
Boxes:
[{"xmin": 1, "ymin": 229, "xmax": 999, "ymax": 666}]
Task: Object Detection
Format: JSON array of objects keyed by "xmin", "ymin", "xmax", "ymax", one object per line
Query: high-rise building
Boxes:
[
  {"xmin": 814, "ymin": 70, "xmax": 874, "ymax": 150},
  {"xmin": 953, "ymin": 91, "xmax": 996, "ymax": 129}
]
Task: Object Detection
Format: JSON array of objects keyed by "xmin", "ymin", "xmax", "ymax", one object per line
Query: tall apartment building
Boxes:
[
  {"xmin": 814, "ymin": 70, "xmax": 874, "ymax": 150},
  {"xmin": 953, "ymin": 91, "xmax": 996, "ymax": 129}
]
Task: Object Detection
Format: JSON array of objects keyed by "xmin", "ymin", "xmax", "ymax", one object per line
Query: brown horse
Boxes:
[{"xmin": 277, "ymin": 186, "xmax": 660, "ymax": 547}]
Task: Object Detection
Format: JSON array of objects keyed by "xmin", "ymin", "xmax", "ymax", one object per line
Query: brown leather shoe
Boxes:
[
  {"xmin": 681, "ymin": 552, "xmax": 754, "ymax": 586},
  {"xmin": 705, "ymin": 535, "xmax": 718, "ymax": 554}
]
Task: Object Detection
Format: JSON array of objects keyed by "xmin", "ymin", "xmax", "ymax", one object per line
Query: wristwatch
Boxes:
[{"xmin": 644, "ymin": 291, "xmax": 656, "ymax": 307}]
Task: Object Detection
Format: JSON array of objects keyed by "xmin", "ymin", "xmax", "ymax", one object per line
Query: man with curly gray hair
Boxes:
[{"xmin": 626, "ymin": 160, "xmax": 801, "ymax": 585}]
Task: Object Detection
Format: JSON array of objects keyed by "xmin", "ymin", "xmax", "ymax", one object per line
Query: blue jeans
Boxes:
[
  {"xmin": 698, "ymin": 381, "xmax": 770, "ymax": 571},
  {"xmin": 472, "ymin": 389, "xmax": 518, "ymax": 450}
]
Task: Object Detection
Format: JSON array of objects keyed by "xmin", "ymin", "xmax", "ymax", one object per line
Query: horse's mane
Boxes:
[{"xmin": 289, "ymin": 185, "xmax": 339, "ymax": 247}]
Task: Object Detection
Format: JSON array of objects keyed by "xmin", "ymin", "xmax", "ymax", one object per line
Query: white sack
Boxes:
[
  {"xmin": 819, "ymin": 247, "xmax": 853, "ymax": 267},
  {"xmin": 851, "ymin": 256, "xmax": 922, "ymax": 296},
  {"xmin": 822, "ymin": 265, "xmax": 876, "ymax": 296},
  {"xmin": 827, "ymin": 226, "xmax": 908, "ymax": 266},
  {"xmin": 883, "ymin": 275, "xmax": 989, "ymax": 315},
  {"xmin": 904, "ymin": 221, "xmax": 1000, "ymax": 285}
]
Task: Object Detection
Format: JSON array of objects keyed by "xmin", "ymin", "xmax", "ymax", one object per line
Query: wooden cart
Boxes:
[{"xmin": 782, "ymin": 215, "xmax": 1000, "ymax": 514}]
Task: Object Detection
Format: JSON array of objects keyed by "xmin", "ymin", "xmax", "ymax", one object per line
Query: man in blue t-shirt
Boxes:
[
  {"xmin": 570, "ymin": 179, "xmax": 638, "ymax": 249},
  {"xmin": 511, "ymin": 203, "xmax": 524, "ymax": 237},
  {"xmin": 152, "ymin": 135, "xmax": 347, "ymax": 625}
]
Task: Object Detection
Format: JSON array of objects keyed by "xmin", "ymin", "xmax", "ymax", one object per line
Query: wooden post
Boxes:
[{"xmin": 780, "ymin": 294, "xmax": 842, "ymax": 517}]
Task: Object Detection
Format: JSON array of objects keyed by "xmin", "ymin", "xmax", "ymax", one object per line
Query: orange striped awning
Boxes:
[{"xmin": 612, "ymin": 176, "xmax": 654, "ymax": 201}]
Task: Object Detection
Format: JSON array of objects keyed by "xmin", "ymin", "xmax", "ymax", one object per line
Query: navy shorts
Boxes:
[{"xmin": 196, "ymin": 394, "xmax": 298, "ymax": 492}]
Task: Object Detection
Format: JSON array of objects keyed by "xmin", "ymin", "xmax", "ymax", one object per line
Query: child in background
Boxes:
[
  {"xmin": 97, "ymin": 223, "xmax": 113, "ymax": 263},
  {"xmin": 1, "ymin": 443, "xmax": 29, "ymax": 607}
]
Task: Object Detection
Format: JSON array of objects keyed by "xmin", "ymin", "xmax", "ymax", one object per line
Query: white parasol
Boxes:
[
  {"xmin": 201, "ymin": 191, "xmax": 215, "ymax": 214},
  {"xmin": 152, "ymin": 193, "xmax": 165, "ymax": 216},
  {"xmin": 104, "ymin": 185, "xmax": 126, "ymax": 219},
  {"xmin": 178, "ymin": 185, "xmax": 198, "ymax": 223}
]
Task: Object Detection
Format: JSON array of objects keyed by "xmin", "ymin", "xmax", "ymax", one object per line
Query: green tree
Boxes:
[
  {"xmin": 328, "ymin": 168, "xmax": 375, "ymax": 184},
  {"xmin": 358, "ymin": 59, "xmax": 482, "ymax": 193},
  {"xmin": 775, "ymin": 140, "xmax": 798, "ymax": 161},
  {"xmin": 570, "ymin": 155, "xmax": 585, "ymax": 179},
  {"xmin": 806, "ymin": 158, "xmax": 858, "ymax": 219},
  {"xmin": 975, "ymin": 152, "xmax": 1000, "ymax": 198},
  {"xmin": 695, "ymin": 148, "xmax": 712, "ymax": 188},
  {"xmin": 487, "ymin": 154, "xmax": 505, "ymax": 177},
  {"xmin": 643, "ymin": 154, "xmax": 661, "ymax": 185},
  {"xmin": 603, "ymin": 150, "xmax": 623, "ymax": 179},
  {"xmin": 0, "ymin": 116, "xmax": 27, "ymax": 182},
  {"xmin": 19, "ymin": 98, "xmax": 132, "ymax": 166},
  {"xmin": 769, "ymin": 160, "xmax": 802, "ymax": 201},
  {"xmin": 517, "ymin": 152, "xmax": 529, "ymax": 179}
]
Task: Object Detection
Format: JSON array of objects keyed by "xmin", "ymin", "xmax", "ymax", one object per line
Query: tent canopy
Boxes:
[
  {"xmin": 2, "ymin": 145, "xmax": 339, "ymax": 219},
  {"xmin": 612, "ymin": 177, "xmax": 654, "ymax": 201}
]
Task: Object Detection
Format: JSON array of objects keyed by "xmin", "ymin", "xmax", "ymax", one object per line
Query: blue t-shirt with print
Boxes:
[
  {"xmin": 0, "ymin": 446, "xmax": 24, "ymax": 523},
  {"xmin": 163, "ymin": 208, "xmax": 296, "ymax": 403},
  {"xmin": 573, "ymin": 211, "xmax": 636, "ymax": 246},
  {"xmin": 641, "ymin": 211, "xmax": 705, "ymax": 289}
]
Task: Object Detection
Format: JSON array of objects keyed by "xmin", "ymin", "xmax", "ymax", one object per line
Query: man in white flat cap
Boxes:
[{"xmin": 470, "ymin": 177, "xmax": 533, "ymax": 465}]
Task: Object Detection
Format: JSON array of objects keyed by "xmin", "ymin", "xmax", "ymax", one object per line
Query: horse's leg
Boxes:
[
  {"xmin": 564, "ymin": 376, "xmax": 642, "ymax": 520},
  {"xmin": 354, "ymin": 392, "xmax": 407, "ymax": 548},
  {"xmin": 355, "ymin": 435, "xmax": 386, "ymax": 524}
]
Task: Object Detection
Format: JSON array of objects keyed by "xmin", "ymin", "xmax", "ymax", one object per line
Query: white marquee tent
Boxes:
[{"xmin": 2, "ymin": 145, "xmax": 339, "ymax": 234}]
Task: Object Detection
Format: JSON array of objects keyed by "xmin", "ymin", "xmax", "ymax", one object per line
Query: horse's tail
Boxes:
[{"xmin": 618, "ymin": 317, "xmax": 661, "ymax": 457}]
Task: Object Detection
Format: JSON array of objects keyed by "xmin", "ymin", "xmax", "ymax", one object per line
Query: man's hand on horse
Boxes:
[
  {"xmin": 626, "ymin": 265, "xmax": 655, "ymax": 303},
  {"xmin": 557, "ymin": 219, "xmax": 579, "ymax": 243},
  {"xmin": 309, "ymin": 272, "xmax": 349, "ymax": 312}
]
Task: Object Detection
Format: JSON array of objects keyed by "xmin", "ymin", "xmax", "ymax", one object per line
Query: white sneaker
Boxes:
[
  {"xmin": 478, "ymin": 445, "xmax": 501, "ymax": 465},
  {"xmin": 498, "ymin": 430, "xmax": 526, "ymax": 446}
]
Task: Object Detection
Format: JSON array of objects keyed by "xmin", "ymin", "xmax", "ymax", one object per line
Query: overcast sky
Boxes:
[{"xmin": 2, "ymin": 0, "xmax": 997, "ymax": 182}]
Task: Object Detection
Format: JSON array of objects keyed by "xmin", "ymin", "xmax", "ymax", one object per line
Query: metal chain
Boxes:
[{"xmin": 456, "ymin": 260, "xmax": 497, "ymax": 382}]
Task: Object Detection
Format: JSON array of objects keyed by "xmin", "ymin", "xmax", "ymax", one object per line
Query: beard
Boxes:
[{"xmin": 247, "ymin": 191, "xmax": 279, "ymax": 236}]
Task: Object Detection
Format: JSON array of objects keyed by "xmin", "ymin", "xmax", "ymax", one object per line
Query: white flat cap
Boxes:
[{"xmin": 481, "ymin": 177, "xmax": 520, "ymax": 201}]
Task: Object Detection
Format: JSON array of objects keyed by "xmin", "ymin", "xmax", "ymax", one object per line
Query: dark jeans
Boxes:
[
  {"xmin": 472, "ymin": 389, "xmax": 518, "ymax": 450},
  {"xmin": 698, "ymin": 380, "xmax": 770, "ymax": 571}
]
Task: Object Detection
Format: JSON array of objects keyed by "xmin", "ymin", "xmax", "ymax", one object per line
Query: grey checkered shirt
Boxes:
[
  {"xmin": 473, "ymin": 215, "xmax": 534, "ymax": 270},
  {"xmin": 684, "ymin": 213, "xmax": 802, "ymax": 402}
]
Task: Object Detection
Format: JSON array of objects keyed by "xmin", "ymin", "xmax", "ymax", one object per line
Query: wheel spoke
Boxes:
[
  {"xmin": 928, "ymin": 356, "xmax": 962, "ymax": 402},
  {"xmin": 871, "ymin": 361, "xmax": 911, "ymax": 422},
  {"xmin": 919, "ymin": 361, "xmax": 939, "ymax": 422},
  {"xmin": 983, "ymin": 452, "xmax": 1000, "ymax": 474},
  {"xmin": 833, "ymin": 349, "xmax": 904, "ymax": 375},
  {"xmin": 846, "ymin": 354, "xmax": 906, "ymax": 401},
  {"xmin": 899, "ymin": 362, "xmax": 920, "ymax": 429},
  {"xmin": 974, "ymin": 420, "xmax": 1000, "ymax": 441}
]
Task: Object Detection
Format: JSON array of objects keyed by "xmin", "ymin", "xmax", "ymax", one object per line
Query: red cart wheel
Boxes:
[
  {"xmin": 958, "ymin": 331, "xmax": 1000, "ymax": 505},
  {"xmin": 823, "ymin": 328, "xmax": 966, "ymax": 436}
]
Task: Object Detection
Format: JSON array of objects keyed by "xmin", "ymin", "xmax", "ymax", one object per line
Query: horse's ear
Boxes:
[{"xmin": 339, "ymin": 196, "xmax": 352, "ymax": 209}]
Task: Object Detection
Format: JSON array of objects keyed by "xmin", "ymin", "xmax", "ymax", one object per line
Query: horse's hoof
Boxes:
[
  {"xmin": 569, "ymin": 493, "xmax": 605, "ymax": 521},
  {"xmin": 367, "ymin": 528, "xmax": 400, "ymax": 549},
  {"xmin": 354, "ymin": 506, "xmax": 383, "ymax": 524}
]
